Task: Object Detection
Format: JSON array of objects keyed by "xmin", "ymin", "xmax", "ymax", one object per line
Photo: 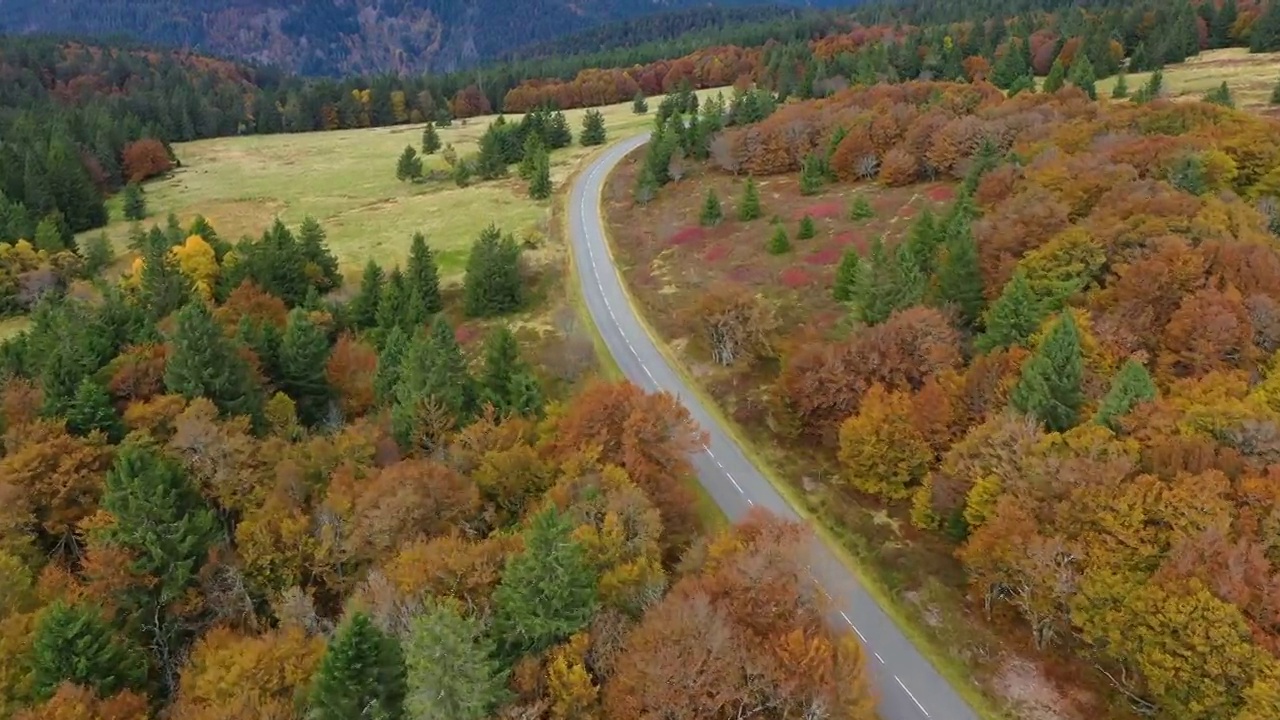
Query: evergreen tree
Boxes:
[
  {"xmin": 528, "ymin": 151, "xmax": 552, "ymax": 200},
  {"xmin": 1112, "ymin": 72, "xmax": 1130, "ymax": 99},
  {"xmin": 392, "ymin": 317, "xmax": 478, "ymax": 448},
  {"xmin": 797, "ymin": 214, "xmax": 816, "ymax": 240},
  {"xmin": 122, "ymin": 182, "xmax": 147, "ymax": 221},
  {"xmin": 1043, "ymin": 58, "xmax": 1067, "ymax": 93},
  {"xmin": 738, "ymin": 178, "xmax": 762, "ymax": 221},
  {"xmin": 832, "ymin": 248, "xmax": 862, "ymax": 302},
  {"xmin": 236, "ymin": 314, "xmax": 283, "ymax": 388},
  {"xmin": 34, "ymin": 215, "xmax": 65, "ymax": 253},
  {"xmin": 700, "ymin": 189, "xmax": 723, "ymax": 226},
  {"xmin": 492, "ymin": 508, "xmax": 598, "ymax": 661},
  {"xmin": 0, "ymin": 193, "xmax": 34, "ymax": 243},
  {"xmin": 934, "ymin": 210, "xmax": 985, "ymax": 329},
  {"xmin": 99, "ymin": 442, "xmax": 221, "ymax": 607},
  {"xmin": 546, "ymin": 111, "xmax": 573, "ymax": 149},
  {"xmin": 30, "ymin": 601, "xmax": 147, "ymax": 702},
  {"xmin": 463, "ymin": 225, "xmax": 523, "ymax": 318},
  {"xmin": 1205, "ymin": 81, "xmax": 1235, "ymax": 107},
  {"xmin": 1273, "ymin": 77, "xmax": 1280, "ymax": 105},
  {"xmin": 799, "ymin": 153, "xmax": 825, "ymax": 195},
  {"xmin": 1007, "ymin": 74, "xmax": 1037, "ymax": 97},
  {"xmin": 902, "ymin": 207, "xmax": 941, "ymax": 276},
  {"xmin": 82, "ymin": 232, "xmax": 115, "ymax": 275},
  {"xmin": 164, "ymin": 300, "xmax": 262, "ymax": 419},
  {"xmin": 298, "ymin": 216, "xmax": 341, "ymax": 293},
  {"xmin": 1068, "ymin": 54, "xmax": 1097, "ymax": 100},
  {"xmin": 65, "ymin": 377, "xmax": 122, "ymax": 441},
  {"xmin": 632, "ymin": 91, "xmax": 649, "ymax": 115},
  {"xmin": 278, "ymin": 308, "xmax": 332, "ymax": 426},
  {"xmin": 1011, "ymin": 312, "xmax": 1085, "ymax": 432},
  {"xmin": 579, "ymin": 109, "xmax": 607, "ymax": 146},
  {"xmin": 351, "ymin": 259, "xmax": 385, "ymax": 330},
  {"xmin": 976, "ymin": 270, "xmax": 1044, "ymax": 353},
  {"xmin": 405, "ymin": 598, "xmax": 509, "ymax": 720},
  {"xmin": 406, "ymin": 232, "xmax": 443, "ymax": 316},
  {"xmin": 1095, "ymin": 358, "xmax": 1159, "ymax": 431},
  {"xmin": 991, "ymin": 37, "xmax": 1030, "ymax": 89},
  {"xmin": 475, "ymin": 122, "xmax": 510, "ymax": 180},
  {"xmin": 309, "ymin": 613, "xmax": 407, "ymax": 720},
  {"xmin": 374, "ymin": 325, "xmax": 409, "ymax": 405},
  {"xmin": 633, "ymin": 163, "xmax": 659, "ymax": 204},
  {"xmin": 479, "ymin": 325, "xmax": 544, "ymax": 418},
  {"xmin": 396, "ymin": 145, "xmax": 424, "ymax": 182},
  {"xmin": 852, "ymin": 236, "xmax": 921, "ymax": 325},
  {"xmin": 849, "ymin": 195, "xmax": 874, "ymax": 220},
  {"xmin": 422, "ymin": 123, "xmax": 442, "ymax": 155},
  {"xmin": 1251, "ymin": 0, "xmax": 1280, "ymax": 53},
  {"xmin": 1213, "ymin": 0, "xmax": 1238, "ymax": 47},
  {"xmin": 767, "ymin": 225, "xmax": 791, "ymax": 255},
  {"xmin": 377, "ymin": 267, "xmax": 411, "ymax": 334},
  {"xmin": 518, "ymin": 134, "xmax": 545, "ymax": 180}
]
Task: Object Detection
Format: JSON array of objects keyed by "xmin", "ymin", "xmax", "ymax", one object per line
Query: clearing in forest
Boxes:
[{"xmin": 1097, "ymin": 47, "xmax": 1280, "ymax": 110}]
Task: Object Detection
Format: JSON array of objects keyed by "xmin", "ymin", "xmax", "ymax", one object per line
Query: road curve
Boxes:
[{"xmin": 568, "ymin": 133, "xmax": 982, "ymax": 720}]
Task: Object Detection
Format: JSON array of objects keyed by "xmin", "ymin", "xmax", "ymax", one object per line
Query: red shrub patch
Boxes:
[
  {"xmin": 779, "ymin": 267, "xmax": 814, "ymax": 288},
  {"xmin": 703, "ymin": 244, "xmax": 731, "ymax": 263},
  {"xmin": 669, "ymin": 226, "xmax": 707, "ymax": 246},
  {"xmin": 926, "ymin": 185, "xmax": 957, "ymax": 202},
  {"xmin": 792, "ymin": 201, "xmax": 843, "ymax": 221},
  {"xmin": 454, "ymin": 323, "xmax": 481, "ymax": 346},
  {"xmin": 729, "ymin": 265, "xmax": 767, "ymax": 284},
  {"xmin": 805, "ymin": 247, "xmax": 842, "ymax": 266}
]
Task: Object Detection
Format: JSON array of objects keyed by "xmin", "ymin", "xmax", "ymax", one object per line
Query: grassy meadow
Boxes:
[
  {"xmin": 1097, "ymin": 47, "xmax": 1280, "ymax": 110},
  {"xmin": 85, "ymin": 88, "xmax": 723, "ymax": 284}
]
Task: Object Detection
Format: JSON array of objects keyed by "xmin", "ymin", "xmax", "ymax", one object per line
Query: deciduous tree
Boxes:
[{"xmin": 838, "ymin": 383, "xmax": 932, "ymax": 500}]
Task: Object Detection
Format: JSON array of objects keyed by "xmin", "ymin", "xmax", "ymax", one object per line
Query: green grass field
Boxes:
[
  {"xmin": 84, "ymin": 89, "xmax": 721, "ymax": 283},
  {"xmin": 1098, "ymin": 47, "xmax": 1280, "ymax": 109}
]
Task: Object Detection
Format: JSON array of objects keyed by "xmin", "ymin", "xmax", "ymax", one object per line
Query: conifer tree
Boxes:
[
  {"xmin": 1011, "ymin": 312, "xmax": 1085, "ymax": 432},
  {"xmin": 30, "ymin": 601, "xmax": 147, "ymax": 702},
  {"xmin": 278, "ymin": 308, "xmax": 333, "ymax": 426},
  {"xmin": 799, "ymin": 153, "xmax": 825, "ymax": 195},
  {"xmin": 518, "ymin": 134, "xmax": 545, "ymax": 180},
  {"xmin": 351, "ymin": 260, "xmax": 384, "ymax": 329},
  {"xmin": 528, "ymin": 151, "xmax": 552, "ymax": 200},
  {"xmin": 392, "ymin": 317, "xmax": 478, "ymax": 448},
  {"xmin": 1273, "ymin": 77, "xmax": 1280, "ymax": 105},
  {"xmin": 991, "ymin": 37, "xmax": 1030, "ymax": 89},
  {"xmin": 479, "ymin": 325, "xmax": 544, "ymax": 418},
  {"xmin": 1251, "ymin": 0, "xmax": 1280, "ymax": 52},
  {"xmin": 546, "ymin": 111, "xmax": 573, "ymax": 149},
  {"xmin": 1213, "ymin": 0, "xmax": 1238, "ymax": 47},
  {"xmin": 633, "ymin": 164, "xmax": 659, "ymax": 205},
  {"xmin": 406, "ymin": 232, "xmax": 443, "ymax": 316},
  {"xmin": 849, "ymin": 195, "xmax": 874, "ymax": 220},
  {"xmin": 298, "ymin": 216, "xmax": 341, "ymax": 293},
  {"xmin": 1095, "ymin": 358, "xmax": 1158, "ymax": 431},
  {"xmin": 82, "ymin": 232, "xmax": 115, "ymax": 276},
  {"xmin": 700, "ymin": 189, "xmax": 722, "ymax": 226},
  {"xmin": 34, "ymin": 215, "xmax": 65, "ymax": 253},
  {"xmin": 65, "ymin": 377, "xmax": 122, "ymax": 441},
  {"xmin": 738, "ymin": 178, "xmax": 762, "ymax": 221},
  {"xmin": 852, "ymin": 236, "xmax": 921, "ymax": 325},
  {"xmin": 934, "ymin": 210, "xmax": 985, "ymax": 329},
  {"xmin": 374, "ymin": 325, "xmax": 409, "ymax": 405},
  {"xmin": 122, "ymin": 182, "xmax": 147, "ymax": 221},
  {"xmin": 1007, "ymin": 74, "xmax": 1036, "ymax": 96},
  {"xmin": 1068, "ymin": 54, "xmax": 1097, "ymax": 100},
  {"xmin": 1205, "ymin": 81, "xmax": 1235, "ymax": 107},
  {"xmin": 492, "ymin": 508, "xmax": 598, "ymax": 661},
  {"xmin": 405, "ymin": 598, "xmax": 509, "ymax": 720},
  {"xmin": 579, "ymin": 109, "xmax": 607, "ymax": 146},
  {"xmin": 976, "ymin": 270, "xmax": 1042, "ymax": 353},
  {"xmin": 309, "ymin": 613, "xmax": 407, "ymax": 720},
  {"xmin": 833, "ymin": 248, "xmax": 862, "ymax": 302},
  {"xmin": 463, "ymin": 225, "xmax": 523, "ymax": 317},
  {"xmin": 377, "ymin": 266, "xmax": 409, "ymax": 332},
  {"xmin": 1112, "ymin": 72, "xmax": 1130, "ymax": 99},
  {"xmin": 1043, "ymin": 58, "xmax": 1067, "ymax": 93},
  {"xmin": 797, "ymin": 214, "xmax": 816, "ymax": 240},
  {"xmin": 0, "ymin": 193, "xmax": 33, "ymax": 243},
  {"xmin": 632, "ymin": 91, "xmax": 649, "ymax": 115},
  {"xmin": 396, "ymin": 145, "xmax": 424, "ymax": 182},
  {"xmin": 236, "ymin": 314, "xmax": 282, "ymax": 388},
  {"xmin": 165, "ymin": 300, "xmax": 262, "ymax": 420},
  {"xmin": 422, "ymin": 123, "xmax": 442, "ymax": 154},
  {"xmin": 902, "ymin": 207, "xmax": 941, "ymax": 276},
  {"xmin": 767, "ymin": 225, "xmax": 791, "ymax": 255}
]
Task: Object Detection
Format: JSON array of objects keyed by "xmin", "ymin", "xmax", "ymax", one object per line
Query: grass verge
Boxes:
[{"xmin": 596, "ymin": 144, "xmax": 1007, "ymax": 719}]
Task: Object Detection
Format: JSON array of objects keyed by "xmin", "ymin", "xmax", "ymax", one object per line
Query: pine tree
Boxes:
[
  {"xmin": 1043, "ymin": 58, "xmax": 1067, "ymax": 93},
  {"xmin": 528, "ymin": 151, "xmax": 552, "ymax": 200},
  {"xmin": 492, "ymin": 508, "xmax": 598, "ymax": 661},
  {"xmin": 1251, "ymin": 0, "xmax": 1280, "ymax": 52},
  {"xmin": 934, "ymin": 210, "xmax": 985, "ymax": 329},
  {"xmin": 579, "ymin": 109, "xmax": 607, "ymax": 146},
  {"xmin": 402, "ymin": 234, "xmax": 441, "ymax": 318},
  {"xmin": 902, "ymin": 207, "xmax": 941, "ymax": 276},
  {"xmin": 30, "ymin": 601, "xmax": 147, "ymax": 701},
  {"xmin": 1095, "ymin": 358, "xmax": 1158, "ymax": 431},
  {"xmin": 122, "ymin": 182, "xmax": 147, "ymax": 221},
  {"xmin": 352, "ymin": 260, "xmax": 384, "ymax": 329},
  {"xmin": 546, "ymin": 111, "xmax": 573, "ymax": 149},
  {"xmin": 1112, "ymin": 72, "xmax": 1130, "ymax": 99},
  {"xmin": 99, "ymin": 443, "xmax": 221, "ymax": 605},
  {"xmin": 1011, "ymin": 312, "xmax": 1085, "ymax": 432},
  {"xmin": 799, "ymin": 154, "xmax": 825, "ymax": 195},
  {"xmin": 1205, "ymin": 81, "xmax": 1235, "ymax": 107},
  {"xmin": 278, "ymin": 308, "xmax": 332, "ymax": 426},
  {"xmin": 976, "ymin": 270, "xmax": 1043, "ymax": 353},
  {"xmin": 797, "ymin": 214, "xmax": 816, "ymax": 240},
  {"xmin": 309, "ymin": 613, "xmax": 407, "ymax": 720},
  {"xmin": 518, "ymin": 134, "xmax": 544, "ymax": 180},
  {"xmin": 65, "ymin": 377, "xmax": 122, "ymax": 441},
  {"xmin": 34, "ymin": 215, "xmax": 65, "ymax": 253},
  {"xmin": 82, "ymin": 232, "xmax": 115, "ymax": 275},
  {"xmin": 463, "ymin": 225, "xmax": 523, "ymax": 318},
  {"xmin": 374, "ymin": 325, "xmax": 409, "ymax": 405},
  {"xmin": 392, "ymin": 317, "xmax": 478, "ymax": 449},
  {"xmin": 632, "ymin": 91, "xmax": 649, "ymax": 115},
  {"xmin": 479, "ymin": 325, "xmax": 544, "ymax": 418},
  {"xmin": 991, "ymin": 37, "xmax": 1030, "ymax": 89},
  {"xmin": 700, "ymin": 189, "xmax": 722, "ymax": 226},
  {"xmin": 1068, "ymin": 54, "xmax": 1097, "ymax": 100},
  {"xmin": 849, "ymin": 195, "xmax": 874, "ymax": 220},
  {"xmin": 396, "ymin": 145, "xmax": 424, "ymax": 182},
  {"xmin": 738, "ymin": 178, "xmax": 762, "ymax": 221},
  {"xmin": 298, "ymin": 216, "xmax": 341, "ymax": 293},
  {"xmin": 633, "ymin": 163, "xmax": 659, "ymax": 205},
  {"xmin": 406, "ymin": 598, "xmax": 509, "ymax": 720},
  {"xmin": 377, "ymin": 267, "xmax": 409, "ymax": 332},
  {"xmin": 852, "ymin": 236, "xmax": 922, "ymax": 325},
  {"xmin": 164, "ymin": 301, "xmax": 262, "ymax": 420},
  {"xmin": 1007, "ymin": 74, "xmax": 1037, "ymax": 97},
  {"xmin": 422, "ymin": 123, "xmax": 442, "ymax": 155},
  {"xmin": 767, "ymin": 225, "xmax": 791, "ymax": 255},
  {"xmin": 833, "ymin": 248, "xmax": 862, "ymax": 301}
]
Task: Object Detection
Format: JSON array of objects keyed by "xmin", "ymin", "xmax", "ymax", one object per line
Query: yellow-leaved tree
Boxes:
[
  {"xmin": 170, "ymin": 235, "xmax": 219, "ymax": 301},
  {"xmin": 837, "ymin": 383, "xmax": 931, "ymax": 500}
]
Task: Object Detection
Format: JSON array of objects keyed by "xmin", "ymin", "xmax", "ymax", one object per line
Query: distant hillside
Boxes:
[{"xmin": 0, "ymin": 0, "xmax": 851, "ymax": 76}]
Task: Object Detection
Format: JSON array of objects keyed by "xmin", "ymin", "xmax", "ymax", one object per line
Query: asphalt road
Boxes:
[{"xmin": 568, "ymin": 133, "xmax": 983, "ymax": 720}]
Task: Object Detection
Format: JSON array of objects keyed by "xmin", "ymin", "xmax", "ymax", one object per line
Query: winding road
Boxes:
[{"xmin": 568, "ymin": 133, "xmax": 982, "ymax": 720}]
